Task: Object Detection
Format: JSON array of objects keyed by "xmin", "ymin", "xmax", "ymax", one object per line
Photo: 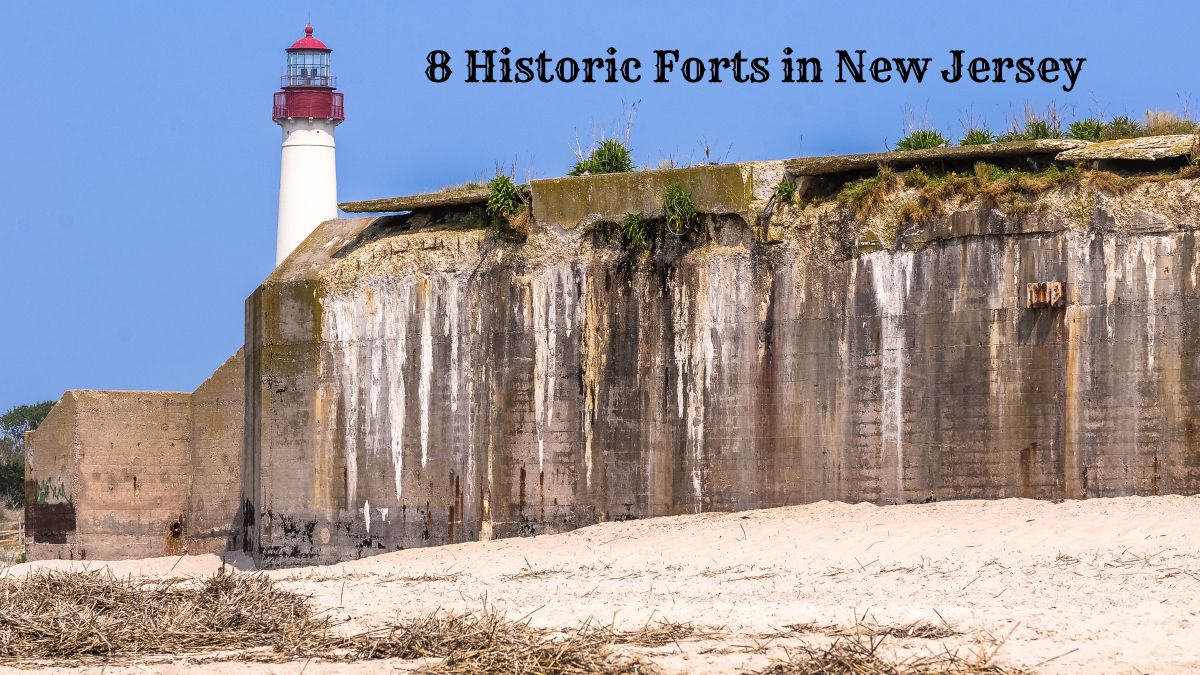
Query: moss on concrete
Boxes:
[{"xmin": 530, "ymin": 164, "xmax": 753, "ymax": 230}]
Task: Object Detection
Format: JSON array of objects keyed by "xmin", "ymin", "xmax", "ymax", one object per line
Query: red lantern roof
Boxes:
[{"xmin": 287, "ymin": 24, "xmax": 331, "ymax": 52}]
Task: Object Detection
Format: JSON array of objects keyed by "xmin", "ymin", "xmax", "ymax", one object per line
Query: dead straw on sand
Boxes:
[
  {"xmin": 309, "ymin": 612, "xmax": 653, "ymax": 674},
  {"xmin": 0, "ymin": 570, "xmax": 652, "ymax": 673},
  {"xmin": 0, "ymin": 568, "xmax": 321, "ymax": 661},
  {"xmin": 600, "ymin": 619, "xmax": 724, "ymax": 648},
  {"xmin": 784, "ymin": 619, "xmax": 961, "ymax": 640},
  {"xmin": 754, "ymin": 634, "xmax": 1028, "ymax": 675},
  {"xmin": 0, "ymin": 570, "xmax": 1026, "ymax": 674},
  {"xmin": 756, "ymin": 618, "xmax": 1029, "ymax": 675}
]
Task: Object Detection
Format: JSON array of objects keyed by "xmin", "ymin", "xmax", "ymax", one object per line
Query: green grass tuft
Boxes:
[
  {"xmin": 662, "ymin": 184, "xmax": 699, "ymax": 235},
  {"xmin": 775, "ymin": 178, "xmax": 797, "ymax": 205},
  {"xmin": 1100, "ymin": 115, "xmax": 1145, "ymax": 140},
  {"xmin": 570, "ymin": 139, "xmax": 635, "ymax": 176},
  {"xmin": 999, "ymin": 119, "xmax": 1063, "ymax": 142},
  {"xmin": 895, "ymin": 129, "xmax": 948, "ymax": 151},
  {"xmin": 903, "ymin": 166, "xmax": 931, "ymax": 188},
  {"xmin": 959, "ymin": 128, "xmax": 995, "ymax": 146},
  {"xmin": 622, "ymin": 212, "xmax": 650, "ymax": 251},
  {"xmin": 485, "ymin": 175, "xmax": 522, "ymax": 218},
  {"xmin": 1067, "ymin": 118, "xmax": 1104, "ymax": 141}
]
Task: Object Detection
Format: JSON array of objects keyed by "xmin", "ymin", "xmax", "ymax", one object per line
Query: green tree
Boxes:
[{"xmin": 0, "ymin": 400, "xmax": 54, "ymax": 507}]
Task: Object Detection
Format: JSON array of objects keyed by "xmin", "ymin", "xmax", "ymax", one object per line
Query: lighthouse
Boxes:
[{"xmin": 272, "ymin": 24, "xmax": 345, "ymax": 265}]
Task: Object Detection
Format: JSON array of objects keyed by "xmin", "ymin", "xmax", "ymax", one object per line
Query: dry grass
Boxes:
[
  {"xmin": 401, "ymin": 572, "xmax": 464, "ymax": 583},
  {"xmin": 0, "ymin": 569, "xmax": 1041, "ymax": 673},
  {"xmin": 755, "ymin": 614, "xmax": 1023, "ymax": 674},
  {"xmin": 753, "ymin": 634, "xmax": 1026, "ymax": 675},
  {"xmin": 784, "ymin": 620, "xmax": 961, "ymax": 641},
  {"xmin": 307, "ymin": 611, "xmax": 652, "ymax": 674},
  {"xmin": 919, "ymin": 162, "xmax": 1080, "ymax": 215},
  {"xmin": 832, "ymin": 161, "xmax": 1200, "ymax": 232},
  {"xmin": 500, "ymin": 559, "xmax": 565, "ymax": 581},
  {"xmin": 1085, "ymin": 170, "xmax": 1130, "ymax": 194},
  {"xmin": 1085, "ymin": 165, "xmax": 1200, "ymax": 195},
  {"xmin": 1144, "ymin": 110, "xmax": 1199, "ymax": 136},
  {"xmin": 0, "ymin": 571, "xmax": 1034, "ymax": 673},
  {"xmin": 505, "ymin": 204, "xmax": 532, "ymax": 235},
  {"xmin": 435, "ymin": 181, "xmax": 488, "ymax": 194},
  {"xmin": 836, "ymin": 166, "xmax": 910, "ymax": 247},
  {"xmin": 833, "ymin": 162, "xmax": 1082, "ymax": 247},
  {"xmin": 284, "ymin": 570, "xmax": 462, "ymax": 583},
  {"xmin": 835, "ymin": 162, "xmax": 1074, "ymax": 226},
  {"xmin": 601, "ymin": 619, "xmax": 724, "ymax": 647},
  {"xmin": 0, "ymin": 570, "xmax": 657, "ymax": 672},
  {"xmin": 0, "ymin": 569, "xmax": 324, "ymax": 662},
  {"xmin": 837, "ymin": 165, "xmax": 901, "ymax": 220}
]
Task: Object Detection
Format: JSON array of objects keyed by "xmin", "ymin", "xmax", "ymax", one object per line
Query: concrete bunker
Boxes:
[
  {"xmin": 28, "ymin": 136, "xmax": 1200, "ymax": 566},
  {"xmin": 25, "ymin": 351, "xmax": 244, "ymax": 560}
]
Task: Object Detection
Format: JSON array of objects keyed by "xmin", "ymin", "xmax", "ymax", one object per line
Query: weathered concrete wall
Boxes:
[
  {"xmin": 24, "ymin": 394, "xmax": 79, "ymax": 559},
  {"xmin": 25, "ymin": 352, "xmax": 246, "ymax": 561},
  {"xmin": 242, "ymin": 278, "xmax": 328, "ymax": 563},
  {"xmin": 26, "ymin": 391, "xmax": 192, "ymax": 560},
  {"xmin": 187, "ymin": 349, "xmax": 246, "ymax": 553},
  {"xmin": 74, "ymin": 392, "xmax": 193, "ymax": 559},
  {"xmin": 243, "ymin": 176, "xmax": 1200, "ymax": 567},
  {"xmin": 531, "ymin": 164, "xmax": 754, "ymax": 230}
]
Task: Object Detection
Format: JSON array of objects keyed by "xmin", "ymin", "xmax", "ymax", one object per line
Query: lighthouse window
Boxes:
[{"xmin": 287, "ymin": 51, "xmax": 331, "ymax": 86}]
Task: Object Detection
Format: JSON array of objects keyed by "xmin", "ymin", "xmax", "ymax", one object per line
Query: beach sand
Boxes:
[{"xmin": 4, "ymin": 495, "xmax": 1199, "ymax": 673}]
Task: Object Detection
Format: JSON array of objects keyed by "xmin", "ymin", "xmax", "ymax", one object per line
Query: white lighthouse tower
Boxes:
[{"xmin": 272, "ymin": 24, "xmax": 345, "ymax": 265}]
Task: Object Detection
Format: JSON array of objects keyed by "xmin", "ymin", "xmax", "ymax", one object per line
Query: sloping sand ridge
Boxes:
[{"xmin": 3, "ymin": 495, "xmax": 1199, "ymax": 673}]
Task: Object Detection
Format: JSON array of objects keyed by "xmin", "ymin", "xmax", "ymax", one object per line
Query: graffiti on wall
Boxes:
[
  {"xmin": 25, "ymin": 479, "xmax": 76, "ymax": 545},
  {"xmin": 36, "ymin": 476, "xmax": 68, "ymax": 505}
]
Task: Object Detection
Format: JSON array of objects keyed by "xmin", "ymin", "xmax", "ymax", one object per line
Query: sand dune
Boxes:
[{"xmin": 4, "ymin": 495, "xmax": 1200, "ymax": 673}]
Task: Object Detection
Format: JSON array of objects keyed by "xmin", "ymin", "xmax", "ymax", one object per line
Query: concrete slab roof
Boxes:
[
  {"xmin": 339, "ymin": 136, "xmax": 1195, "ymax": 216},
  {"xmin": 1056, "ymin": 134, "xmax": 1196, "ymax": 161},
  {"xmin": 782, "ymin": 139, "xmax": 1086, "ymax": 175},
  {"xmin": 340, "ymin": 187, "xmax": 493, "ymax": 213}
]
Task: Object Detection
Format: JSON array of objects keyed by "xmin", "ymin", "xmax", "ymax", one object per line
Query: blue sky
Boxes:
[{"xmin": 3, "ymin": 1, "xmax": 1197, "ymax": 411}]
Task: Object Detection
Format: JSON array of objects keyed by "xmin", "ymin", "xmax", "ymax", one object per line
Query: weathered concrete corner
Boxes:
[
  {"xmin": 268, "ymin": 216, "xmax": 380, "ymax": 284},
  {"xmin": 530, "ymin": 164, "xmax": 754, "ymax": 229}
]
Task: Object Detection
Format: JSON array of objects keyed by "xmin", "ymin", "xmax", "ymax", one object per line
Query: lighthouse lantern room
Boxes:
[{"xmin": 273, "ymin": 24, "xmax": 345, "ymax": 265}]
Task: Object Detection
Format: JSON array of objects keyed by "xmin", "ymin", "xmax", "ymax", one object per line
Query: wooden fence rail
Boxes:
[{"xmin": 0, "ymin": 520, "xmax": 24, "ymax": 546}]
